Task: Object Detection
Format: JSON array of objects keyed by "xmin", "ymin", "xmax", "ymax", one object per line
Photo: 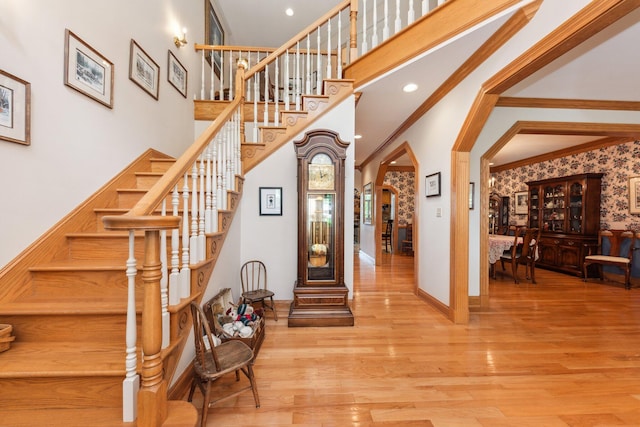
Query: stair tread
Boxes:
[
  {"xmin": 0, "ymin": 299, "xmax": 131, "ymax": 314},
  {"xmin": 1, "ymin": 400, "xmax": 195, "ymax": 426},
  {"xmin": 30, "ymin": 259, "xmax": 127, "ymax": 270},
  {"xmin": 0, "ymin": 341, "xmax": 124, "ymax": 377}
]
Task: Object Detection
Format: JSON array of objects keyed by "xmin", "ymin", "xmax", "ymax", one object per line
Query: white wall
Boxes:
[
  {"xmin": 358, "ymin": 0, "xmax": 595, "ymax": 306},
  {"xmin": 240, "ymin": 97, "xmax": 356, "ymax": 301},
  {"xmin": 0, "ymin": 0, "xmax": 205, "ymax": 267}
]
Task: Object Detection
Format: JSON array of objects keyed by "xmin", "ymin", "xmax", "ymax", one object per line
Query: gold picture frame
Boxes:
[
  {"xmin": 0, "ymin": 69, "xmax": 31, "ymax": 145},
  {"xmin": 629, "ymin": 177, "xmax": 640, "ymax": 214}
]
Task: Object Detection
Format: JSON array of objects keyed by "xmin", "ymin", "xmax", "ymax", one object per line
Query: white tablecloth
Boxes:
[{"xmin": 488, "ymin": 235, "xmax": 520, "ymax": 264}]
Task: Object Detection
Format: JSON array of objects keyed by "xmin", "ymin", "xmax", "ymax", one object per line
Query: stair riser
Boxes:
[
  {"xmin": 0, "ymin": 377, "xmax": 122, "ymax": 410},
  {"xmin": 4, "ymin": 313, "xmax": 129, "ymax": 343},
  {"xmin": 135, "ymin": 175, "xmax": 189, "ymax": 190},
  {"xmin": 116, "ymin": 191, "xmax": 173, "ymax": 210},
  {"xmin": 27, "ymin": 270, "xmax": 139, "ymax": 300},
  {"xmin": 150, "ymin": 158, "xmax": 176, "ymax": 173},
  {"xmin": 67, "ymin": 234, "xmax": 186, "ymax": 262}
]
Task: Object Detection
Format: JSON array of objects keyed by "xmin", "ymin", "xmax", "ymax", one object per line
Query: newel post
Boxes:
[{"xmin": 137, "ymin": 229, "xmax": 168, "ymax": 426}]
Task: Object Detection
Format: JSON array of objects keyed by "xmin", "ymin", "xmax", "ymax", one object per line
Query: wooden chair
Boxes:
[
  {"xmin": 188, "ymin": 302, "xmax": 260, "ymax": 427},
  {"xmin": 401, "ymin": 223, "xmax": 413, "ymax": 255},
  {"xmin": 382, "ymin": 219, "xmax": 393, "ymax": 253},
  {"xmin": 583, "ymin": 229, "xmax": 635, "ymax": 289},
  {"xmin": 240, "ymin": 260, "xmax": 278, "ymax": 321},
  {"xmin": 500, "ymin": 227, "xmax": 540, "ymax": 284}
]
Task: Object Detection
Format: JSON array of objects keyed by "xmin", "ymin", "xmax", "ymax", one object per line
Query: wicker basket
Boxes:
[{"xmin": 0, "ymin": 324, "xmax": 15, "ymax": 353}]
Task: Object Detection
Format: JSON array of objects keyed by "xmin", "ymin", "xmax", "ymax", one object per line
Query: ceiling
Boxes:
[{"xmin": 212, "ymin": 0, "xmax": 640, "ymax": 168}]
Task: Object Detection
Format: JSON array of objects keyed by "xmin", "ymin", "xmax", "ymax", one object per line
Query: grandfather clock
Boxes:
[{"xmin": 288, "ymin": 129, "xmax": 354, "ymax": 327}]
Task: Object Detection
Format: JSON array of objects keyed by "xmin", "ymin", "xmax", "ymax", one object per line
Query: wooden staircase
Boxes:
[{"xmin": 0, "ymin": 72, "xmax": 353, "ymax": 425}]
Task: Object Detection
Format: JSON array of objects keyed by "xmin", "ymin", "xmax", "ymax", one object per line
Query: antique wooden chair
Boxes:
[
  {"xmin": 500, "ymin": 227, "xmax": 540, "ymax": 284},
  {"xmin": 583, "ymin": 229, "xmax": 635, "ymax": 289},
  {"xmin": 382, "ymin": 219, "xmax": 393, "ymax": 253},
  {"xmin": 188, "ymin": 302, "xmax": 260, "ymax": 427},
  {"xmin": 401, "ymin": 223, "xmax": 413, "ymax": 255},
  {"xmin": 240, "ymin": 260, "xmax": 278, "ymax": 320}
]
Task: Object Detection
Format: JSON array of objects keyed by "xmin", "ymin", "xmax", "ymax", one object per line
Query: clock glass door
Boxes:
[{"xmin": 307, "ymin": 193, "xmax": 335, "ymax": 281}]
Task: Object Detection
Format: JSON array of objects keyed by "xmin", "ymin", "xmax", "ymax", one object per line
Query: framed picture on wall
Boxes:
[
  {"xmin": 259, "ymin": 187, "xmax": 282, "ymax": 216},
  {"xmin": 167, "ymin": 50, "xmax": 187, "ymax": 98},
  {"xmin": 0, "ymin": 69, "xmax": 31, "ymax": 145},
  {"xmin": 515, "ymin": 191, "xmax": 528, "ymax": 214},
  {"xmin": 629, "ymin": 177, "xmax": 640, "ymax": 214},
  {"xmin": 205, "ymin": 0, "xmax": 224, "ymax": 77},
  {"xmin": 425, "ymin": 172, "xmax": 441, "ymax": 197},
  {"xmin": 64, "ymin": 29, "xmax": 114, "ymax": 108},
  {"xmin": 129, "ymin": 39, "xmax": 160, "ymax": 100},
  {"xmin": 363, "ymin": 182, "xmax": 373, "ymax": 224}
]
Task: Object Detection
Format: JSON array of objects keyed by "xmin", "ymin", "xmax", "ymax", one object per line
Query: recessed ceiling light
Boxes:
[
  {"xmin": 354, "ymin": 134, "xmax": 362, "ymax": 139},
  {"xmin": 390, "ymin": 161, "xmax": 397, "ymax": 164},
  {"xmin": 285, "ymin": 8, "xmax": 294, "ymax": 16},
  {"xmin": 403, "ymin": 83, "xmax": 418, "ymax": 93}
]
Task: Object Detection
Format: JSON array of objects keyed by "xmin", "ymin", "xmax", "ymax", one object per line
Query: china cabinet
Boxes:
[
  {"xmin": 288, "ymin": 129, "xmax": 354, "ymax": 327},
  {"xmin": 527, "ymin": 173, "xmax": 603, "ymax": 276},
  {"xmin": 489, "ymin": 193, "xmax": 509, "ymax": 234}
]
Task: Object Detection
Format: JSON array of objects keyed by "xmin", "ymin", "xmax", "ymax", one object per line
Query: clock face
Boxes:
[{"xmin": 308, "ymin": 155, "xmax": 335, "ymax": 190}]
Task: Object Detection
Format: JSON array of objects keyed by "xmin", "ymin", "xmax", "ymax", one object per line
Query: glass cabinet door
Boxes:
[
  {"xmin": 307, "ymin": 193, "xmax": 335, "ymax": 281},
  {"xmin": 543, "ymin": 184, "xmax": 566, "ymax": 232},
  {"xmin": 568, "ymin": 181, "xmax": 584, "ymax": 233},
  {"xmin": 529, "ymin": 186, "xmax": 539, "ymax": 228}
]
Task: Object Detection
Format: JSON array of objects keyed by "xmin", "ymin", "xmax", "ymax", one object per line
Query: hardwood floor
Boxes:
[{"xmin": 193, "ymin": 252, "xmax": 640, "ymax": 426}]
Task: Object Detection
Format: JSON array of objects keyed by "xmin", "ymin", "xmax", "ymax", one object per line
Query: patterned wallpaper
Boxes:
[
  {"xmin": 491, "ymin": 140, "xmax": 640, "ymax": 230},
  {"xmin": 384, "ymin": 170, "xmax": 415, "ymax": 225}
]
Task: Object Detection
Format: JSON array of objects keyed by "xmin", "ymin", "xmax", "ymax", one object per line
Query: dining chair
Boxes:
[
  {"xmin": 382, "ymin": 219, "xmax": 393, "ymax": 253},
  {"xmin": 401, "ymin": 223, "xmax": 413, "ymax": 255},
  {"xmin": 583, "ymin": 229, "xmax": 635, "ymax": 289},
  {"xmin": 188, "ymin": 302, "xmax": 260, "ymax": 427},
  {"xmin": 240, "ymin": 260, "xmax": 278, "ymax": 320},
  {"xmin": 500, "ymin": 227, "xmax": 540, "ymax": 284}
]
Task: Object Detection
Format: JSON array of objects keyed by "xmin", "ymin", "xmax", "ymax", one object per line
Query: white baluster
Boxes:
[
  {"xmin": 200, "ymin": 50, "xmax": 205, "ymax": 100},
  {"xmin": 189, "ymin": 163, "xmax": 198, "ymax": 265},
  {"xmin": 217, "ymin": 51, "xmax": 223, "ymax": 100},
  {"xmin": 198, "ymin": 155, "xmax": 206, "ymax": 262},
  {"xmin": 205, "ymin": 145, "xmax": 213, "ymax": 234},
  {"xmin": 253, "ymin": 53, "xmax": 259, "ymax": 142},
  {"xmin": 338, "ymin": 11, "xmax": 343, "ymax": 77},
  {"xmin": 225, "ymin": 122, "xmax": 232, "ymax": 193},
  {"xmin": 383, "ymin": 0, "xmax": 389, "ymax": 41},
  {"xmin": 295, "ymin": 41, "xmax": 301, "ymax": 110},
  {"xmin": 263, "ymin": 64, "xmax": 269, "ymax": 126},
  {"xmin": 180, "ymin": 173, "xmax": 190, "ymax": 299},
  {"xmin": 160, "ymin": 200, "xmax": 169, "ymax": 349},
  {"xmin": 210, "ymin": 49, "xmax": 214, "ymax": 100},
  {"xmin": 408, "ymin": 0, "xmax": 416, "ymax": 24},
  {"xmin": 122, "ymin": 230, "xmax": 139, "ymax": 422},
  {"xmin": 169, "ymin": 185, "xmax": 180, "ymax": 306},
  {"xmin": 274, "ymin": 55, "xmax": 280, "ymax": 126},
  {"xmin": 372, "ymin": 0, "xmax": 378, "ymax": 48},
  {"xmin": 228, "ymin": 50, "xmax": 233, "ymax": 100},
  {"xmin": 217, "ymin": 136, "xmax": 225, "ymax": 211},
  {"xmin": 422, "ymin": 0, "xmax": 428, "ymax": 16},
  {"xmin": 326, "ymin": 18, "xmax": 332, "ymax": 80},
  {"xmin": 235, "ymin": 110, "xmax": 242, "ymax": 177},
  {"xmin": 246, "ymin": 52, "xmax": 252, "ymax": 101},
  {"xmin": 316, "ymin": 27, "xmax": 322, "ymax": 95},
  {"xmin": 306, "ymin": 34, "xmax": 311, "ymax": 94},
  {"xmin": 285, "ymin": 50, "xmax": 290, "ymax": 110},
  {"xmin": 395, "ymin": 0, "xmax": 402, "ymax": 34},
  {"xmin": 211, "ymin": 136, "xmax": 219, "ymax": 233},
  {"xmin": 362, "ymin": 0, "xmax": 368, "ymax": 54}
]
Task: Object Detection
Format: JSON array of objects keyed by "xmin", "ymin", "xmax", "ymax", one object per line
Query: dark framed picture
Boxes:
[
  {"xmin": 0, "ymin": 69, "xmax": 31, "ymax": 146},
  {"xmin": 205, "ymin": 0, "xmax": 224, "ymax": 77},
  {"xmin": 167, "ymin": 50, "xmax": 187, "ymax": 98},
  {"xmin": 629, "ymin": 177, "xmax": 640, "ymax": 214},
  {"xmin": 425, "ymin": 172, "xmax": 441, "ymax": 197},
  {"xmin": 515, "ymin": 191, "xmax": 529, "ymax": 214},
  {"xmin": 64, "ymin": 29, "xmax": 114, "ymax": 108},
  {"xmin": 259, "ymin": 187, "xmax": 282, "ymax": 216},
  {"xmin": 363, "ymin": 182, "xmax": 373, "ymax": 224},
  {"xmin": 469, "ymin": 182, "xmax": 475, "ymax": 210},
  {"xmin": 129, "ymin": 39, "xmax": 160, "ymax": 100}
]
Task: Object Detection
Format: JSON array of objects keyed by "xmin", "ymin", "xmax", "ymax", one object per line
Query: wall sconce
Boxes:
[{"xmin": 174, "ymin": 28, "xmax": 188, "ymax": 48}]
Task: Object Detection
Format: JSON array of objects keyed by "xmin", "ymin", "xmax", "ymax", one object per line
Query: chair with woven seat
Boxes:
[
  {"xmin": 382, "ymin": 219, "xmax": 393, "ymax": 253},
  {"xmin": 240, "ymin": 260, "xmax": 278, "ymax": 321},
  {"xmin": 583, "ymin": 229, "xmax": 635, "ymax": 289},
  {"xmin": 188, "ymin": 302, "xmax": 260, "ymax": 427},
  {"xmin": 500, "ymin": 227, "xmax": 540, "ymax": 284}
]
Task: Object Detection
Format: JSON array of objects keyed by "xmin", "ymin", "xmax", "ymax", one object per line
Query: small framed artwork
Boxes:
[
  {"xmin": 64, "ymin": 29, "xmax": 114, "ymax": 108},
  {"xmin": 167, "ymin": 50, "xmax": 187, "ymax": 98},
  {"xmin": 629, "ymin": 177, "xmax": 640, "ymax": 214},
  {"xmin": 425, "ymin": 172, "xmax": 441, "ymax": 197},
  {"xmin": 469, "ymin": 182, "xmax": 475, "ymax": 210},
  {"xmin": 0, "ymin": 69, "xmax": 31, "ymax": 145},
  {"xmin": 514, "ymin": 191, "xmax": 529, "ymax": 214},
  {"xmin": 259, "ymin": 187, "xmax": 282, "ymax": 216},
  {"xmin": 129, "ymin": 39, "xmax": 160, "ymax": 100},
  {"xmin": 363, "ymin": 182, "xmax": 373, "ymax": 225},
  {"xmin": 205, "ymin": 0, "xmax": 224, "ymax": 76}
]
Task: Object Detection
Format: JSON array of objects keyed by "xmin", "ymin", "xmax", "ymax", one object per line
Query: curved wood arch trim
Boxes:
[
  {"xmin": 450, "ymin": 0, "xmax": 640, "ymax": 324},
  {"xmin": 496, "ymin": 96, "xmax": 640, "ymax": 111}
]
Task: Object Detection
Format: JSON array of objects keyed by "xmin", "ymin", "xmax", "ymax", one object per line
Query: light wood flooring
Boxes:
[{"xmin": 192, "ymin": 252, "xmax": 640, "ymax": 426}]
